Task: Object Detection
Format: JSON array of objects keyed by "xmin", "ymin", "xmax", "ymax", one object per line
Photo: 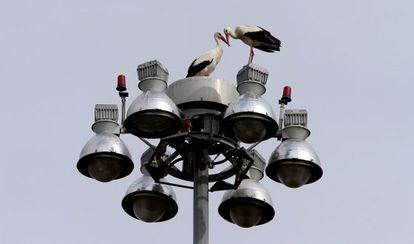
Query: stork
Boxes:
[
  {"xmin": 186, "ymin": 32, "xmax": 230, "ymax": 77},
  {"xmin": 223, "ymin": 25, "xmax": 281, "ymax": 64}
]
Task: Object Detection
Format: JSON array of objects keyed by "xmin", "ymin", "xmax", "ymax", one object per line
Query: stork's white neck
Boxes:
[
  {"xmin": 214, "ymin": 36, "xmax": 224, "ymax": 63},
  {"xmin": 214, "ymin": 35, "xmax": 224, "ymax": 48}
]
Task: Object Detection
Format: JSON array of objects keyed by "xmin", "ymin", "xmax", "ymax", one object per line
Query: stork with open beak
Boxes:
[
  {"xmin": 186, "ymin": 32, "xmax": 230, "ymax": 77},
  {"xmin": 223, "ymin": 25, "xmax": 281, "ymax": 64}
]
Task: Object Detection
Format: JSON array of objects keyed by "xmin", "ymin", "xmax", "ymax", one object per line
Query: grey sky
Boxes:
[{"xmin": 1, "ymin": 0, "xmax": 413, "ymax": 243}]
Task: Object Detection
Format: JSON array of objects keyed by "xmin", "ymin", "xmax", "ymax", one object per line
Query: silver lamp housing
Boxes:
[
  {"xmin": 218, "ymin": 179, "xmax": 275, "ymax": 228},
  {"xmin": 223, "ymin": 94, "xmax": 278, "ymax": 143},
  {"xmin": 222, "ymin": 64, "xmax": 278, "ymax": 144},
  {"xmin": 124, "ymin": 60, "xmax": 181, "ymax": 138},
  {"xmin": 266, "ymin": 109, "xmax": 323, "ymax": 188},
  {"xmin": 122, "ymin": 147, "xmax": 178, "ymax": 222},
  {"xmin": 266, "ymin": 139, "xmax": 323, "ymax": 187},
  {"xmin": 77, "ymin": 105, "xmax": 134, "ymax": 182},
  {"xmin": 121, "ymin": 175, "xmax": 178, "ymax": 222}
]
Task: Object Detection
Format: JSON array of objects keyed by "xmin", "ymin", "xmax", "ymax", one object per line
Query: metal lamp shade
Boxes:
[
  {"xmin": 122, "ymin": 176, "xmax": 178, "ymax": 222},
  {"xmin": 77, "ymin": 133, "xmax": 134, "ymax": 182},
  {"xmin": 222, "ymin": 94, "xmax": 278, "ymax": 144},
  {"xmin": 218, "ymin": 179, "xmax": 275, "ymax": 227},
  {"xmin": 124, "ymin": 91, "xmax": 181, "ymax": 138},
  {"xmin": 266, "ymin": 139, "xmax": 323, "ymax": 187}
]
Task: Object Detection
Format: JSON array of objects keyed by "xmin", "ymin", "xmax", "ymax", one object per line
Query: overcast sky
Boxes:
[{"xmin": 1, "ymin": 0, "xmax": 414, "ymax": 243}]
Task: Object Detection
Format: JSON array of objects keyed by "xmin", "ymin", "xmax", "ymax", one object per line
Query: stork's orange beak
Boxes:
[
  {"xmin": 221, "ymin": 34, "xmax": 230, "ymax": 47},
  {"xmin": 225, "ymin": 33, "xmax": 230, "ymax": 46}
]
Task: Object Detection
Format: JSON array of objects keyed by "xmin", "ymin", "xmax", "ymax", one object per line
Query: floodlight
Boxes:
[
  {"xmin": 121, "ymin": 147, "xmax": 178, "ymax": 222},
  {"xmin": 218, "ymin": 179, "xmax": 274, "ymax": 228},
  {"xmin": 219, "ymin": 150, "xmax": 273, "ymax": 227},
  {"xmin": 266, "ymin": 110, "xmax": 322, "ymax": 188},
  {"xmin": 222, "ymin": 64, "xmax": 277, "ymax": 143},
  {"xmin": 122, "ymin": 176, "xmax": 178, "ymax": 222},
  {"xmin": 124, "ymin": 60, "xmax": 181, "ymax": 138},
  {"xmin": 77, "ymin": 104, "xmax": 134, "ymax": 182}
]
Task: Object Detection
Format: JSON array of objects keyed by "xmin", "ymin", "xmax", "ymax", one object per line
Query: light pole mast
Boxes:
[{"xmin": 193, "ymin": 153, "xmax": 209, "ymax": 244}]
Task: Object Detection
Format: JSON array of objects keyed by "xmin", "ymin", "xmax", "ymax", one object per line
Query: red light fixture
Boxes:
[
  {"xmin": 280, "ymin": 86, "xmax": 292, "ymax": 104},
  {"xmin": 117, "ymin": 74, "xmax": 127, "ymax": 92},
  {"xmin": 283, "ymin": 86, "xmax": 291, "ymax": 101}
]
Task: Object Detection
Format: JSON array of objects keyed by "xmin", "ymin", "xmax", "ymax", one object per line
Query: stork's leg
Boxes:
[{"xmin": 248, "ymin": 46, "xmax": 254, "ymax": 64}]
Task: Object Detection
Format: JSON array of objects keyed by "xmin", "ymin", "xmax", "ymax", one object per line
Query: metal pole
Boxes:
[
  {"xmin": 121, "ymin": 96, "xmax": 126, "ymax": 127},
  {"xmin": 277, "ymin": 103, "xmax": 285, "ymax": 139},
  {"xmin": 279, "ymin": 104, "xmax": 285, "ymax": 132},
  {"xmin": 193, "ymin": 153, "xmax": 209, "ymax": 244}
]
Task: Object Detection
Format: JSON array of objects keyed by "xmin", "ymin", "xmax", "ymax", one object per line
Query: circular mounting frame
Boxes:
[{"xmin": 146, "ymin": 131, "xmax": 255, "ymax": 185}]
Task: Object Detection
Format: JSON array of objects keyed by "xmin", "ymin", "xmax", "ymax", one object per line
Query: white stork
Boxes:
[
  {"xmin": 223, "ymin": 25, "xmax": 281, "ymax": 64},
  {"xmin": 186, "ymin": 32, "xmax": 230, "ymax": 77}
]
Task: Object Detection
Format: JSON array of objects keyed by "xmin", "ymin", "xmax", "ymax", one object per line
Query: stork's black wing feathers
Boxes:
[
  {"xmin": 186, "ymin": 59, "xmax": 213, "ymax": 77},
  {"xmin": 244, "ymin": 27, "xmax": 281, "ymax": 51},
  {"xmin": 254, "ymin": 45, "xmax": 277, "ymax": 53},
  {"xmin": 257, "ymin": 26, "xmax": 271, "ymax": 34}
]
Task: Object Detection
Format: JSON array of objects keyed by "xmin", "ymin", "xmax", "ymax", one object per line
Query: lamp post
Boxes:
[{"xmin": 76, "ymin": 60, "xmax": 323, "ymax": 244}]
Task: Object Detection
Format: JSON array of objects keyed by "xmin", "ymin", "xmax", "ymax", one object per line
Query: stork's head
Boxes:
[
  {"xmin": 223, "ymin": 27, "xmax": 232, "ymax": 45},
  {"xmin": 215, "ymin": 32, "xmax": 230, "ymax": 47}
]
